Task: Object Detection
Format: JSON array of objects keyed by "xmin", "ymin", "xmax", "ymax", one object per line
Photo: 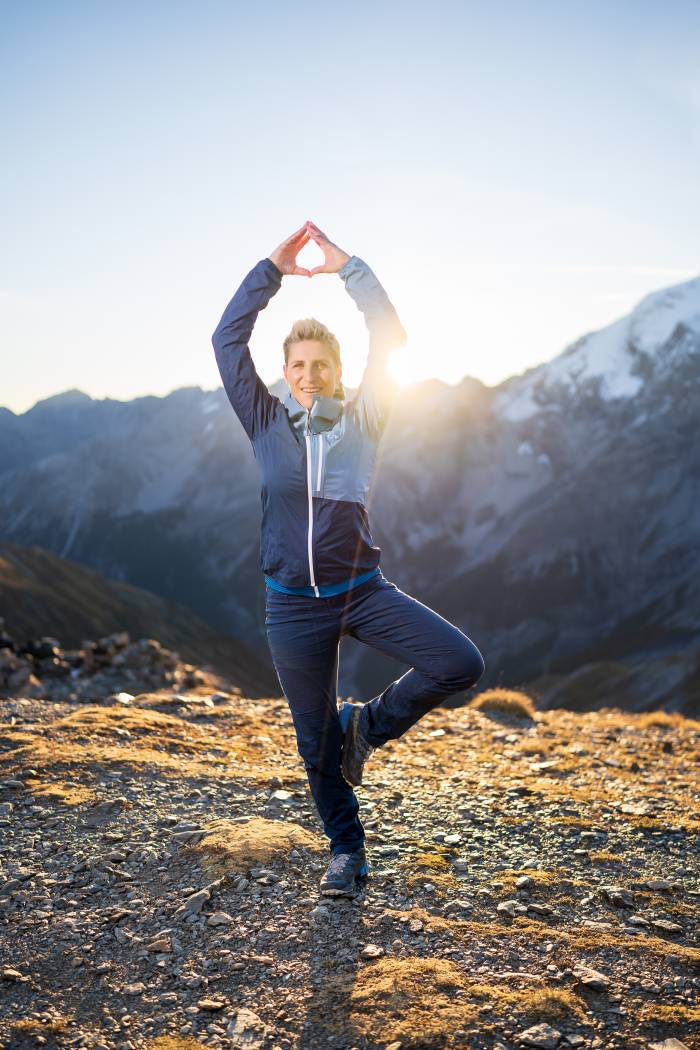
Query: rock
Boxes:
[
  {"xmin": 227, "ymin": 1007, "xmax": 268, "ymax": 1049},
  {"xmin": 145, "ymin": 936, "xmax": 172, "ymax": 953},
  {"xmin": 572, "ymin": 965, "xmax": 610, "ymax": 991},
  {"xmin": 517, "ymin": 1023, "xmax": 562, "ymax": 1048},
  {"xmin": 80, "ymin": 798, "xmax": 130, "ymax": 828},
  {"xmin": 174, "ymin": 888, "xmax": 210, "ymax": 917},
  {"xmin": 516, "ymin": 875, "xmax": 534, "ymax": 890},
  {"xmin": 360, "ymin": 944, "xmax": 384, "ymax": 958},
  {"xmin": 207, "ymin": 911, "xmax": 234, "ymax": 926},
  {"xmin": 648, "ymin": 1041, "xmax": 690, "ymax": 1050},
  {"xmin": 600, "ymin": 884, "xmax": 635, "ymax": 907},
  {"xmin": 497, "ymin": 900, "xmax": 519, "ymax": 915},
  {"xmin": 2, "ymin": 967, "xmax": 29, "ymax": 982},
  {"xmin": 110, "ymin": 692, "xmax": 134, "ymax": 705},
  {"xmin": 443, "ymin": 899, "xmax": 473, "ymax": 916},
  {"xmin": 198, "ymin": 997, "xmax": 227, "ymax": 1011},
  {"xmin": 124, "ymin": 982, "xmax": 147, "ymax": 995},
  {"xmin": 644, "ymin": 878, "xmax": 672, "ymax": 891},
  {"xmin": 650, "ymin": 918, "xmax": 683, "ymax": 934}
]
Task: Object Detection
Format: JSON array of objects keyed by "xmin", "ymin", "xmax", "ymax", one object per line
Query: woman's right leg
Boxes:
[{"xmin": 265, "ymin": 589, "xmax": 366, "ymax": 856}]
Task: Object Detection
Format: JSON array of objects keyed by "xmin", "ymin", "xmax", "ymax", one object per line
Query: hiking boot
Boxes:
[
  {"xmin": 341, "ymin": 703, "xmax": 375, "ymax": 787},
  {"xmin": 319, "ymin": 845, "xmax": 369, "ymax": 896}
]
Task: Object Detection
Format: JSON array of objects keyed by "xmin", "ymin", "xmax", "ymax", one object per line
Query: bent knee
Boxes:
[{"xmin": 443, "ymin": 642, "xmax": 486, "ymax": 690}]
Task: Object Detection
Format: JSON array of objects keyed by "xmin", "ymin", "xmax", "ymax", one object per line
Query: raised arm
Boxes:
[
  {"xmin": 338, "ymin": 255, "xmax": 407, "ymax": 438},
  {"xmin": 304, "ymin": 220, "xmax": 407, "ymax": 439},
  {"xmin": 211, "ymin": 224, "xmax": 313, "ymax": 442}
]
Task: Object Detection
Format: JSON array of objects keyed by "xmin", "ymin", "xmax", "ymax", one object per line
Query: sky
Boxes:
[{"xmin": 1, "ymin": 0, "xmax": 699, "ymax": 415}]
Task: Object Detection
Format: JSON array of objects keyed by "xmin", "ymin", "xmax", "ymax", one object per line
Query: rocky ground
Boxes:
[{"xmin": 0, "ymin": 632, "xmax": 699, "ymax": 1050}]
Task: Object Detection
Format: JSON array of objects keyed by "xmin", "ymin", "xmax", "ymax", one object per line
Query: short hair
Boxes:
[{"xmin": 283, "ymin": 318, "xmax": 340, "ymax": 365}]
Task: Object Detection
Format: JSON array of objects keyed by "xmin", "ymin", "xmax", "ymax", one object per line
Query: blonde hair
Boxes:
[{"xmin": 283, "ymin": 318, "xmax": 345, "ymax": 400}]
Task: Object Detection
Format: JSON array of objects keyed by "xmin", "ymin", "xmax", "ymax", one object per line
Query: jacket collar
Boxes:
[{"xmin": 282, "ymin": 389, "xmax": 344, "ymax": 435}]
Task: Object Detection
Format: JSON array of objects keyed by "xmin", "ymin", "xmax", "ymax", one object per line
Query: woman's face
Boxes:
[{"xmin": 283, "ymin": 340, "xmax": 342, "ymax": 409}]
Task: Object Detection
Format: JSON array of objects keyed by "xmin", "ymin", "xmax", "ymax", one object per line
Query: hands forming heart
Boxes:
[{"xmin": 267, "ymin": 220, "xmax": 351, "ymax": 277}]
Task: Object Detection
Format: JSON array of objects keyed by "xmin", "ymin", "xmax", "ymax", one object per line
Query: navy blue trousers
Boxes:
[{"xmin": 264, "ymin": 570, "xmax": 485, "ymax": 855}]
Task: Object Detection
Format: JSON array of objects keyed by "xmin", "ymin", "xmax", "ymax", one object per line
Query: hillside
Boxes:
[
  {"xmin": 0, "ymin": 272, "xmax": 699, "ymax": 711},
  {"xmin": 0, "ymin": 543, "xmax": 279, "ymax": 698},
  {"xmin": 1, "ymin": 664, "xmax": 698, "ymax": 1050}
]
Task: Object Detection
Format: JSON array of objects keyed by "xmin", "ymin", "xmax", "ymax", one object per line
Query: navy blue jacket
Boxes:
[{"xmin": 211, "ymin": 254, "xmax": 407, "ymax": 597}]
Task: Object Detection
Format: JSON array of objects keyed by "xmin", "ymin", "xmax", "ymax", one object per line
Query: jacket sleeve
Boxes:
[
  {"xmin": 211, "ymin": 257, "xmax": 283, "ymax": 441},
  {"xmin": 339, "ymin": 255, "xmax": 407, "ymax": 439}
]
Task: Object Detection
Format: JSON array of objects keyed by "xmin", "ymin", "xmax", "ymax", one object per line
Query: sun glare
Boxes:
[{"xmin": 385, "ymin": 343, "xmax": 424, "ymax": 387}]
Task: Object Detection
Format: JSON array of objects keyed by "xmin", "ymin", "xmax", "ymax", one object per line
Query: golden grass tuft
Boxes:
[
  {"xmin": 636, "ymin": 710, "xmax": 700, "ymax": 730},
  {"xmin": 638, "ymin": 1002, "xmax": 700, "ymax": 1024},
  {"xmin": 588, "ymin": 850, "xmax": 624, "ymax": 864},
  {"xmin": 469, "ymin": 688, "xmax": 537, "ymax": 721},
  {"xmin": 322, "ymin": 956, "xmax": 588, "ymax": 1047},
  {"xmin": 24, "ymin": 777, "xmax": 97, "ymax": 806},
  {"xmin": 144, "ymin": 1038, "xmax": 209, "ymax": 1050},
  {"xmin": 11, "ymin": 1015, "xmax": 73, "ymax": 1034},
  {"xmin": 186, "ymin": 815, "xmax": 321, "ymax": 877}
]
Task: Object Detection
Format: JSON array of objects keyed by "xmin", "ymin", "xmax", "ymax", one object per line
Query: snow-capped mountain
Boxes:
[
  {"xmin": 1, "ymin": 272, "xmax": 699, "ymax": 712},
  {"xmin": 493, "ymin": 274, "xmax": 700, "ymax": 420}
]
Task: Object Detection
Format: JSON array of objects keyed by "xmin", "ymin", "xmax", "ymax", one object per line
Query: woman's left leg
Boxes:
[
  {"xmin": 340, "ymin": 573, "xmax": 485, "ymax": 747},
  {"xmin": 265, "ymin": 589, "xmax": 366, "ymax": 855}
]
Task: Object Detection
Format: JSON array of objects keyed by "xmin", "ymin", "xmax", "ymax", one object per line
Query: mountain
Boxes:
[
  {"xmin": 1, "ymin": 273, "xmax": 698, "ymax": 712},
  {"xmin": 0, "ymin": 542, "xmax": 279, "ymax": 697}
]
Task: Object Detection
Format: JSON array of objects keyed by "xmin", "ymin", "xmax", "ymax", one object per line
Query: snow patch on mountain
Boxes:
[{"xmin": 493, "ymin": 274, "xmax": 700, "ymax": 422}]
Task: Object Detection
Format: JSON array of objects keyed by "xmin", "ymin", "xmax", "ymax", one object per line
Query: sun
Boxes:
[{"xmin": 385, "ymin": 342, "xmax": 424, "ymax": 387}]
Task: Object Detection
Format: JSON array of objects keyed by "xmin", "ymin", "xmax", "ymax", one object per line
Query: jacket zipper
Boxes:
[
  {"xmin": 316, "ymin": 433, "xmax": 323, "ymax": 492},
  {"xmin": 304, "ymin": 417, "xmax": 320, "ymax": 598}
]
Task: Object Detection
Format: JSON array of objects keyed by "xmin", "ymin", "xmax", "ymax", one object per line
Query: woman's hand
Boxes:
[
  {"xmin": 305, "ymin": 220, "xmax": 351, "ymax": 275},
  {"xmin": 267, "ymin": 224, "xmax": 313, "ymax": 277}
]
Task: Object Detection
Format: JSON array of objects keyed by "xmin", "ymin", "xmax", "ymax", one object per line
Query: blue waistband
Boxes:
[{"xmin": 264, "ymin": 567, "xmax": 381, "ymax": 598}]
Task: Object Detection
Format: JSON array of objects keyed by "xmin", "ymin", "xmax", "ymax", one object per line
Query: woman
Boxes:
[{"xmin": 212, "ymin": 220, "xmax": 485, "ymax": 897}]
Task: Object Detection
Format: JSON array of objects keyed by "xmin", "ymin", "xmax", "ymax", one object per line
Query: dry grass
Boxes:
[
  {"xmin": 382, "ymin": 906, "xmax": 454, "ymax": 933},
  {"xmin": 469, "ymin": 688, "xmax": 538, "ymax": 721},
  {"xmin": 441, "ymin": 915, "xmax": 700, "ymax": 964},
  {"xmin": 185, "ymin": 816, "xmax": 321, "ymax": 877},
  {"xmin": 144, "ymin": 1039, "xmax": 209, "ymax": 1050},
  {"xmin": 319, "ymin": 956, "xmax": 588, "ymax": 1047},
  {"xmin": 404, "ymin": 847, "xmax": 462, "ymax": 893},
  {"xmin": 636, "ymin": 710, "xmax": 700, "ymax": 730},
  {"xmin": 24, "ymin": 777, "xmax": 97, "ymax": 806},
  {"xmin": 588, "ymin": 850, "xmax": 624, "ymax": 864},
  {"xmin": 0, "ymin": 701, "xmax": 301, "ymax": 787},
  {"xmin": 638, "ymin": 1003, "xmax": 700, "ymax": 1023},
  {"xmin": 491, "ymin": 867, "xmax": 579, "ymax": 895},
  {"xmin": 10, "ymin": 1014, "xmax": 73, "ymax": 1035}
]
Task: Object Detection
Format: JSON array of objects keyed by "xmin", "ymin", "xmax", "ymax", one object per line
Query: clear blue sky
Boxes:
[{"xmin": 2, "ymin": 0, "xmax": 698, "ymax": 413}]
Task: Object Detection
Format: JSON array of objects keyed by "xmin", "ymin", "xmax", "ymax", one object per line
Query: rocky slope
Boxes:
[
  {"xmin": 0, "ymin": 273, "xmax": 699, "ymax": 711},
  {"xmin": 1, "ymin": 659, "xmax": 699, "ymax": 1050},
  {"xmin": 0, "ymin": 544, "xmax": 279, "ymax": 698}
]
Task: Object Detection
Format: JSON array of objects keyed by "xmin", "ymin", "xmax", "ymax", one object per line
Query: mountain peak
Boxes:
[
  {"xmin": 29, "ymin": 389, "xmax": 92, "ymax": 413},
  {"xmin": 493, "ymin": 271, "xmax": 700, "ymax": 422}
]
